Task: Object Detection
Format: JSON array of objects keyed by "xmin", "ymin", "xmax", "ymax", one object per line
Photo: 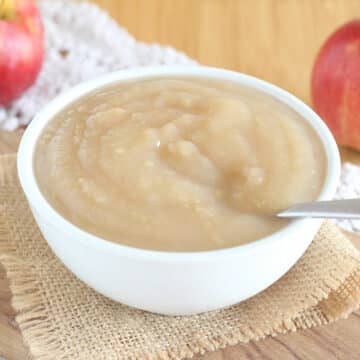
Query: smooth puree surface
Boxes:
[{"xmin": 35, "ymin": 78, "xmax": 325, "ymax": 252}]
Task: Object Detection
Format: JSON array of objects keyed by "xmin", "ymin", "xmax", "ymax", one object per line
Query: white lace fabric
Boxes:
[{"xmin": 0, "ymin": 0, "xmax": 358, "ymax": 233}]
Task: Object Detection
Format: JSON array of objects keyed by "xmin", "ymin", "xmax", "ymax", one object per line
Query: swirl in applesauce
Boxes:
[{"xmin": 35, "ymin": 78, "xmax": 325, "ymax": 252}]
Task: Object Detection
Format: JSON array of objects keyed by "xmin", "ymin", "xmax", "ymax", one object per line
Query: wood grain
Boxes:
[
  {"xmin": 1, "ymin": 0, "xmax": 360, "ymax": 358},
  {"xmin": 93, "ymin": 0, "xmax": 360, "ymax": 104}
]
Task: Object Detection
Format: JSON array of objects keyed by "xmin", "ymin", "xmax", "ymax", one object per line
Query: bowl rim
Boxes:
[{"xmin": 17, "ymin": 65, "xmax": 341, "ymax": 262}]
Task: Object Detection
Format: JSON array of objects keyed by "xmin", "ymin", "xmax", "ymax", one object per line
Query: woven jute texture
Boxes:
[{"xmin": 0, "ymin": 154, "xmax": 360, "ymax": 360}]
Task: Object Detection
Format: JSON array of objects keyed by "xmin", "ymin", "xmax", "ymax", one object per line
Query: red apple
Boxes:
[
  {"xmin": 312, "ymin": 20, "xmax": 360, "ymax": 150},
  {"xmin": 0, "ymin": 0, "xmax": 44, "ymax": 106}
]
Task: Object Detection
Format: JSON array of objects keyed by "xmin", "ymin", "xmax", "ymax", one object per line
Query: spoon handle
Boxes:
[{"xmin": 277, "ymin": 198, "xmax": 360, "ymax": 219}]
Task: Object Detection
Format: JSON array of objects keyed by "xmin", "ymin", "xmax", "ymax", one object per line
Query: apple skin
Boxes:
[
  {"xmin": 0, "ymin": 0, "xmax": 44, "ymax": 106},
  {"xmin": 312, "ymin": 20, "xmax": 360, "ymax": 151}
]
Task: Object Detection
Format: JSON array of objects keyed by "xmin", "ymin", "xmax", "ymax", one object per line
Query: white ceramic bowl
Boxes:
[{"xmin": 17, "ymin": 66, "xmax": 340, "ymax": 315}]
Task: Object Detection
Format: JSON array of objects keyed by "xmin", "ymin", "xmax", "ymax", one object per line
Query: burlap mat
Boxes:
[{"xmin": 0, "ymin": 154, "xmax": 360, "ymax": 360}]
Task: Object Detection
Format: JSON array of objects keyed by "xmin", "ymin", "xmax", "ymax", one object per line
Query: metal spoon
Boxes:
[{"xmin": 277, "ymin": 199, "xmax": 360, "ymax": 219}]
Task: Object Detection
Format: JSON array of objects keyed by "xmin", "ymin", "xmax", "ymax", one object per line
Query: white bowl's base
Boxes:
[{"xmin": 32, "ymin": 205, "xmax": 321, "ymax": 315}]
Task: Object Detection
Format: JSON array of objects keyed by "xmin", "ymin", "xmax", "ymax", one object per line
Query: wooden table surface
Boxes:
[{"xmin": 1, "ymin": 1, "xmax": 360, "ymax": 359}]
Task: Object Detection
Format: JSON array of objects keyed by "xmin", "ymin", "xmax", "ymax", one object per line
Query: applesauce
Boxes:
[{"xmin": 35, "ymin": 77, "xmax": 325, "ymax": 252}]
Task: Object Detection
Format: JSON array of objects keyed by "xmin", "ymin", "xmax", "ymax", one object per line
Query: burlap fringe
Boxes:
[
  {"xmin": 177, "ymin": 268, "xmax": 360, "ymax": 360},
  {"xmin": 0, "ymin": 212, "xmax": 67, "ymax": 359},
  {"xmin": 118, "ymin": 266, "xmax": 360, "ymax": 360},
  {"xmin": 149, "ymin": 266, "xmax": 360, "ymax": 360},
  {"xmin": 1, "ymin": 232, "xmax": 360, "ymax": 360}
]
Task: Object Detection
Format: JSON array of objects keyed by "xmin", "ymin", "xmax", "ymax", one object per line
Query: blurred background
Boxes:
[{"xmin": 90, "ymin": 0, "xmax": 360, "ymax": 103}]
